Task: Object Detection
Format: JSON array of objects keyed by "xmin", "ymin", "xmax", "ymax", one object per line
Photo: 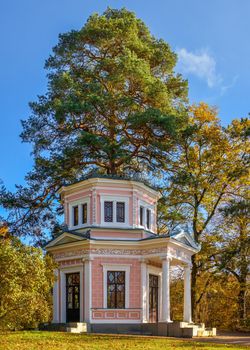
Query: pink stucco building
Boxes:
[{"xmin": 45, "ymin": 176, "xmax": 212, "ymax": 336}]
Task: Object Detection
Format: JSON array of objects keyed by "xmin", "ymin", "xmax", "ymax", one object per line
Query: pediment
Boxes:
[
  {"xmin": 176, "ymin": 235, "xmax": 192, "ymax": 246},
  {"xmin": 171, "ymin": 230, "xmax": 200, "ymax": 251},
  {"xmin": 45, "ymin": 231, "xmax": 86, "ymax": 248}
]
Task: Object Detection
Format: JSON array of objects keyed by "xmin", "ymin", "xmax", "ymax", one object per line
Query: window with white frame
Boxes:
[
  {"xmin": 102, "ymin": 264, "xmax": 130, "ymax": 309},
  {"xmin": 69, "ymin": 198, "xmax": 89, "ymax": 228},
  {"xmin": 138, "ymin": 201, "xmax": 154, "ymax": 231},
  {"xmin": 101, "ymin": 196, "xmax": 129, "ymax": 226}
]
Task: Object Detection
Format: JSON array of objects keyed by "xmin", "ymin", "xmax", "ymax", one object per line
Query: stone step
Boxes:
[
  {"xmin": 168, "ymin": 321, "xmax": 216, "ymax": 338},
  {"xmin": 40, "ymin": 322, "xmax": 87, "ymax": 333},
  {"xmin": 197, "ymin": 327, "xmax": 217, "ymax": 337}
]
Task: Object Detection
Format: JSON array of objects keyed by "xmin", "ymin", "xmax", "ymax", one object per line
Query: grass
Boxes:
[{"xmin": 0, "ymin": 331, "xmax": 248, "ymax": 350}]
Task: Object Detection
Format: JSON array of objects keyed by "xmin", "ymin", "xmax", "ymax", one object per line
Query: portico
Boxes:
[{"xmin": 140, "ymin": 254, "xmax": 193, "ymax": 325}]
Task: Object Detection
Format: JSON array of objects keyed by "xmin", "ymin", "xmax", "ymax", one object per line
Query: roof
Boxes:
[
  {"xmin": 44, "ymin": 227, "xmax": 200, "ymax": 252},
  {"xmin": 58, "ymin": 173, "xmax": 159, "ymax": 194}
]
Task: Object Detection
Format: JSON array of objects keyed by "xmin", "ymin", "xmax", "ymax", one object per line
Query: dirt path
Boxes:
[{"xmin": 195, "ymin": 332, "xmax": 250, "ymax": 346}]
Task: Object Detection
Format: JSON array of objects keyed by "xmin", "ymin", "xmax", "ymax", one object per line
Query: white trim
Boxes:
[
  {"xmin": 102, "ymin": 263, "xmax": 131, "ymax": 309},
  {"xmin": 69, "ymin": 197, "xmax": 90, "ymax": 230},
  {"xmin": 60, "ymin": 265, "xmax": 84, "ymax": 323},
  {"xmin": 100, "ymin": 195, "xmax": 130, "ymax": 228}
]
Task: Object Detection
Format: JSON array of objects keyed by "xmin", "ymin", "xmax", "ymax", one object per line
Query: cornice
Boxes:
[{"xmin": 58, "ymin": 177, "xmax": 160, "ymax": 199}]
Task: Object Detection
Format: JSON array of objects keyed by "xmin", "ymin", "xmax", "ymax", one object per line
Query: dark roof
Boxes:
[
  {"xmin": 45, "ymin": 229, "xmax": 171, "ymax": 248},
  {"xmin": 44, "ymin": 226, "xmax": 171, "ymax": 247},
  {"xmin": 59, "ymin": 173, "xmax": 159, "ymax": 192},
  {"xmin": 45, "ymin": 227, "xmax": 199, "ymax": 251}
]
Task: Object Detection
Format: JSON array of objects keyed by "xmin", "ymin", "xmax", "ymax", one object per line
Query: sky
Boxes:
[{"xmin": 0, "ymin": 0, "xmax": 249, "ymax": 196}]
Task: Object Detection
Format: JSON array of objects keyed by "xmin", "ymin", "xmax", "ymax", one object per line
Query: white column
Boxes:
[
  {"xmin": 141, "ymin": 259, "xmax": 147, "ymax": 322},
  {"xmin": 183, "ymin": 264, "xmax": 192, "ymax": 323},
  {"xmin": 52, "ymin": 269, "xmax": 59, "ymax": 323},
  {"xmin": 84, "ymin": 258, "xmax": 92, "ymax": 322},
  {"xmin": 161, "ymin": 256, "xmax": 171, "ymax": 322},
  {"xmin": 60, "ymin": 270, "xmax": 66, "ymax": 323},
  {"xmin": 80, "ymin": 264, "xmax": 84, "ymax": 322}
]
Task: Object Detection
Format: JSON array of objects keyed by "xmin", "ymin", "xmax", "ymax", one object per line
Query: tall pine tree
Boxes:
[{"xmin": 0, "ymin": 8, "xmax": 187, "ymax": 239}]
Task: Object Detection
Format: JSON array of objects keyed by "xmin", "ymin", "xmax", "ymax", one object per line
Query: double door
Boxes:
[
  {"xmin": 149, "ymin": 274, "xmax": 159, "ymax": 323},
  {"xmin": 66, "ymin": 273, "xmax": 80, "ymax": 322}
]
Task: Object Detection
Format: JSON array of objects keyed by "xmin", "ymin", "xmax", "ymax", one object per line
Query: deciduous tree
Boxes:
[
  {"xmin": 160, "ymin": 103, "xmax": 249, "ymax": 319},
  {"xmin": 0, "ymin": 236, "xmax": 56, "ymax": 329},
  {"xmin": 216, "ymin": 196, "xmax": 250, "ymax": 327}
]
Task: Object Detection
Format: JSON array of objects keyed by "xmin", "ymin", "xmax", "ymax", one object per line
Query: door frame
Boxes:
[
  {"xmin": 60, "ymin": 265, "xmax": 84, "ymax": 322},
  {"xmin": 147, "ymin": 266, "xmax": 162, "ymax": 322}
]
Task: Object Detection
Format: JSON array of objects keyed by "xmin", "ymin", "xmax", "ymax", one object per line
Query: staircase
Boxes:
[
  {"xmin": 168, "ymin": 321, "xmax": 216, "ymax": 338},
  {"xmin": 40, "ymin": 322, "xmax": 88, "ymax": 333}
]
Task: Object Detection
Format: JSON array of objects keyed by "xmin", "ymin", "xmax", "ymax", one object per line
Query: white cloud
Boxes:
[
  {"xmin": 220, "ymin": 75, "xmax": 238, "ymax": 96},
  {"xmin": 176, "ymin": 48, "xmax": 222, "ymax": 88}
]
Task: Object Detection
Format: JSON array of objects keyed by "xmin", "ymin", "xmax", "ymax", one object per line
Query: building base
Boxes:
[{"xmin": 40, "ymin": 321, "xmax": 216, "ymax": 338}]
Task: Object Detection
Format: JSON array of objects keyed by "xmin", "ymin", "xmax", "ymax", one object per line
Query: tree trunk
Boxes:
[
  {"xmin": 191, "ymin": 254, "xmax": 198, "ymax": 322},
  {"xmin": 238, "ymin": 226, "xmax": 248, "ymax": 325},
  {"xmin": 238, "ymin": 287, "xmax": 246, "ymax": 323}
]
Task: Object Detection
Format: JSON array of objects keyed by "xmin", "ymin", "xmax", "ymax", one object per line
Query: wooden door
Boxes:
[
  {"xmin": 149, "ymin": 274, "xmax": 159, "ymax": 323},
  {"xmin": 66, "ymin": 273, "xmax": 80, "ymax": 322}
]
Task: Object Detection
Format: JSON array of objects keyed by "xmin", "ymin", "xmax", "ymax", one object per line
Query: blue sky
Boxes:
[{"xmin": 0, "ymin": 0, "xmax": 249, "ymax": 194}]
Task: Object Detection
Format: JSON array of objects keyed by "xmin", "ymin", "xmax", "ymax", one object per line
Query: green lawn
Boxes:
[{"xmin": 0, "ymin": 331, "xmax": 247, "ymax": 350}]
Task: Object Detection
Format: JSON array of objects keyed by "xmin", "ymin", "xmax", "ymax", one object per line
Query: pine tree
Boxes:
[{"xmin": 0, "ymin": 8, "xmax": 187, "ymax": 239}]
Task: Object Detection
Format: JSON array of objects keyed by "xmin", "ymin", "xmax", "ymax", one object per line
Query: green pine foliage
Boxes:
[{"xmin": 0, "ymin": 8, "xmax": 187, "ymax": 238}]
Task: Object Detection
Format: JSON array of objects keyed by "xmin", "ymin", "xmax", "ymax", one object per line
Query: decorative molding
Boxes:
[
  {"xmin": 92, "ymin": 309, "xmax": 141, "ymax": 321},
  {"xmin": 52, "ymin": 244, "xmax": 193, "ymax": 269},
  {"xmin": 58, "ymin": 177, "xmax": 160, "ymax": 199},
  {"xmin": 132, "ymin": 191, "xmax": 137, "ymax": 228},
  {"xmin": 92, "ymin": 188, "xmax": 97, "ymax": 225},
  {"xmin": 53, "ymin": 247, "xmax": 165, "ymax": 259}
]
